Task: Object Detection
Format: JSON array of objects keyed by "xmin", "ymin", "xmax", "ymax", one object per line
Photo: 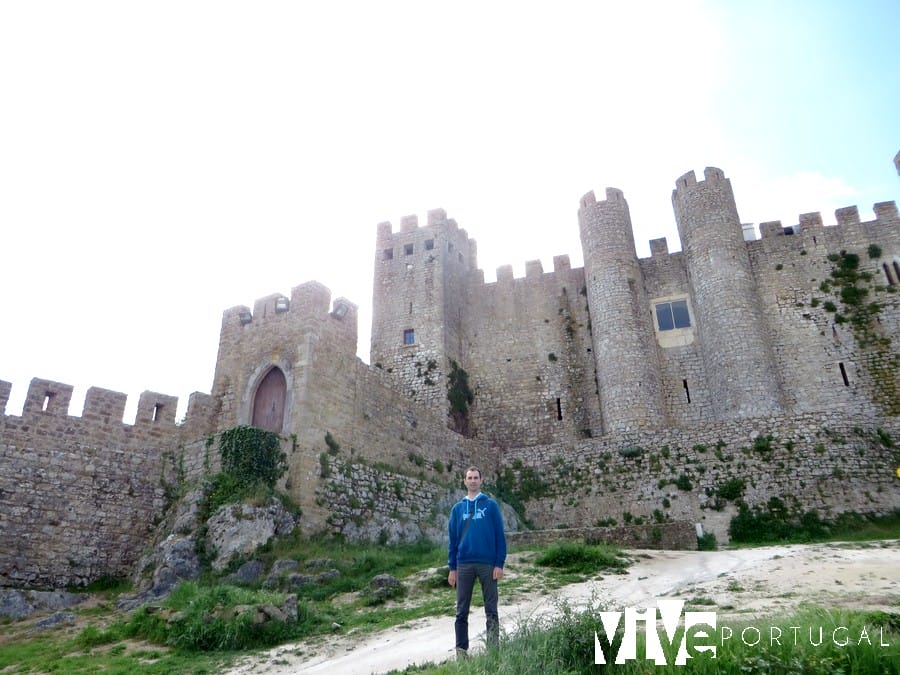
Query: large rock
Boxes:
[
  {"xmin": 0, "ymin": 589, "xmax": 84, "ymax": 621},
  {"xmin": 223, "ymin": 559, "xmax": 266, "ymax": 585},
  {"xmin": 117, "ymin": 533, "xmax": 201, "ymax": 611},
  {"xmin": 205, "ymin": 499, "xmax": 297, "ymax": 571}
]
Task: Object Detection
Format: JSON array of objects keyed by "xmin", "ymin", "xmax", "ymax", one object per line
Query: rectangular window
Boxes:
[
  {"xmin": 404, "ymin": 243, "xmax": 414, "ymax": 255},
  {"xmin": 383, "ymin": 248, "xmax": 393, "ymax": 260},
  {"xmin": 425, "ymin": 239, "xmax": 434, "ymax": 250},
  {"xmin": 403, "ymin": 329, "xmax": 415, "ymax": 345},
  {"xmin": 655, "ymin": 300, "xmax": 691, "ymax": 331}
]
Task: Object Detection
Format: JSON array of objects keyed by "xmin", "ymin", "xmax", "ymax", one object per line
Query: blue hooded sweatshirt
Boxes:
[{"xmin": 448, "ymin": 493, "xmax": 507, "ymax": 570}]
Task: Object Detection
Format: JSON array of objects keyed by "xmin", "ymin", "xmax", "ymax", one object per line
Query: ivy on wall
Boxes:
[
  {"xmin": 218, "ymin": 425, "xmax": 287, "ymax": 489},
  {"xmin": 817, "ymin": 249, "xmax": 900, "ymax": 413}
]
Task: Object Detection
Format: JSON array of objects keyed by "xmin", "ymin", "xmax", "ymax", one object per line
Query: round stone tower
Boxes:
[
  {"xmin": 672, "ymin": 167, "xmax": 784, "ymax": 419},
  {"xmin": 579, "ymin": 187, "xmax": 665, "ymax": 433}
]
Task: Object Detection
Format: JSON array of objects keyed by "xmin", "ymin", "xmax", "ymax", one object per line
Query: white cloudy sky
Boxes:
[{"xmin": 1, "ymin": 1, "xmax": 898, "ymax": 421}]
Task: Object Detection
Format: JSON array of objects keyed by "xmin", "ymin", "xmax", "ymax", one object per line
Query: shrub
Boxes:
[
  {"xmin": 618, "ymin": 446, "xmax": 643, "ymax": 458},
  {"xmin": 124, "ymin": 583, "xmax": 320, "ymax": 651},
  {"xmin": 697, "ymin": 532, "xmax": 717, "ymax": 551},
  {"xmin": 729, "ymin": 500, "xmax": 829, "ymax": 544},
  {"xmin": 534, "ymin": 542, "xmax": 627, "ymax": 574},
  {"xmin": 674, "ymin": 474, "xmax": 693, "ymax": 491},
  {"xmin": 753, "ymin": 434, "xmax": 774, "ymax": 452},
  {"xmin": 716, "ymin": 477, "xmax": 746, "ymax": 501}
]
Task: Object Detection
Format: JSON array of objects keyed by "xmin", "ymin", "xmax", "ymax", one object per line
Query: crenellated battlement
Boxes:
[
  {"xmin": 0, "ymin": 376, "xmax": 212, "ymax": 430},
  {"xmin": 220, "ymin": 281, "xmax": 358, "ymax": 332},
  {"xmin": 757, "ymin": 200, "xmax": 899, "ymax": 239},
  {"xmin": 836, "ymin": 205, "xmax": 861, "ymax": 226},
  {"xmin": 483, "ymin": 254, "xmax": 577, "ymax": 287},
  {"xmin": 579, "ymin": 187, "xmax": 626, "ymax": 212},
  {"xmin": 376, "ymin": 208, "xmax": 468, "ymax": 241},
  {"xmin": 672, "ymin": 166, "xmax": 728, "ymax": 194},
  {"xmin": 650, "ymin": 237, "xmax": 669, "ymax": 257},
  {"xmin": 374, "ymin": 208, "xmax": 478, "ymax": 272}
]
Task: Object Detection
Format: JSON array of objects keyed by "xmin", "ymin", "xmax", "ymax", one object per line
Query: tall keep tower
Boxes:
[
  {"xmin": 579, "ymin": 188, "xmax": 666, "ymax": 432},
  {"xmin": 672, "ymin": 167, "xmax": 784, "ymax": 419},
  {"xmin": 370, "ymin": 209, "xmax": 478, "ymax": 413}
]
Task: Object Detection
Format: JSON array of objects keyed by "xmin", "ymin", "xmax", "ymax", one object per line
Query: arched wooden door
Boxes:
[{"xmin": 251, "ymin": 367, "xmax": 287, "ymax": 433}]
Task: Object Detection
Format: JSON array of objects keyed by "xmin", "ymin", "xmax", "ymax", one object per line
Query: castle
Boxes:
[{"xmin": 2, "ymin": 155, "xmax": 900, "ymax": 589}]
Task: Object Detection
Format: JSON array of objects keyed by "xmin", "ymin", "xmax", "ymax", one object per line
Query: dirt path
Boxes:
[{"xmin": 225, "ymin": 540, "xmax": 900, "ymax": 675}]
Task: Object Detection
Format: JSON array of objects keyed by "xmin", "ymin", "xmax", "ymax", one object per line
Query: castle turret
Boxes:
[
  {"xmin": 672, "ymin": 167, "xmax": 784, "ymax": 419},
  {"xmin": 579, "ymin": 188, "xmax": 665, "ymax": 432},
  {"xmin": 370, "ymin": 209, "xmax": 478, "ymax": 414}
]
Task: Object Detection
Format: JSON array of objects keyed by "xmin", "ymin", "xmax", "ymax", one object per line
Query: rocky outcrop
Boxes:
[
  {"xmin": 0, "ymin": 589, "xmax": 84, "ymax": 620},
  {"xmin": 204, "ymin": 499, "xmax": 297, "ymax": 571},
  {"xmin": 118, "ymin": 488, "xmax": 298, "ymax": 610}
]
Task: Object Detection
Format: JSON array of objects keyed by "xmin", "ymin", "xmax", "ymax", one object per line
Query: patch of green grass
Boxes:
[
  {"xmin": 123, "ymin": 582, "xmax": 323, "ymax": 652},
  {"xmin": 395, "ymin": 604, "xmax": 900, "ymax": 674},
  {"xmin": 533, "ymin": 542, "xmax": 628, "ymax": 575},
  {"xmin": 0, "ymin": 629, "xmax": 234, "ymax": 673}
]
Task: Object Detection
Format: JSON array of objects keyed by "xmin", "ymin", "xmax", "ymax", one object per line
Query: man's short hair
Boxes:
[{"xmin": 465, "ymin": 466, "xmax": 482, "ymax": 478}]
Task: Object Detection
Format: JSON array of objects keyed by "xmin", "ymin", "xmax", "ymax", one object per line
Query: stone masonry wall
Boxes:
[
  {"xmin": 463, "ymin": 256, "xmax": 602, "ymax": 449},
  {"xmin": 503, "ymin": 413, "xmax": 900, "ymax": 543},
  {"xmin": 0, "ymin": 378, "xmax": 214, "ymax": 589},
  {"xmin": 750, "ymin": 206, "xmax": 900, "ymax": 415}
]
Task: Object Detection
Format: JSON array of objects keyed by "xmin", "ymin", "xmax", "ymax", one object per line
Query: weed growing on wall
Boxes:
[
  {"xmin": 817, "ymin": 249, "xmax": 900, "ymax": 412},
  {"xmin": 495, "ymin": 461, "xmax": 550, "ymax": 524},
  {"xmin": 324, "ymin": 431, "xmax": 340, "ymax": 455},
  {"xmin": 447, "ymin": 359, "xmax": 474, "ymax": 435}
]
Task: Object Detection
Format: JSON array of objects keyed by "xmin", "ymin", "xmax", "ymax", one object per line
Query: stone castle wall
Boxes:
[
  {"xmin": 504, "ymin": 413, "xmax": 900, "ymax": 542},
  {"xmin": 0, "ymin": 378, "xmax": 214, "ymax": 588},
  {"xmin": 373, "ymin": 173, "xmax": 900, "ymax": 449}
]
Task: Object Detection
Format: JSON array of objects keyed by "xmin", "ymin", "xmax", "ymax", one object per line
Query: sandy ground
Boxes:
[{"xmin": 225, "ymin": 540, "xmax": 900, "ymax": 675}]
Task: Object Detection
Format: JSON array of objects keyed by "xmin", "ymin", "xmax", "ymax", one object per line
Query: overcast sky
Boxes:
[{"xmin": 2, "ymin": 1, "xmax": 898, "ymax": 422}]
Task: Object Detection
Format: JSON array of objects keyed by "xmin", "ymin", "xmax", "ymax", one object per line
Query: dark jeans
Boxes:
[{"xmin": 454, "ymin": 562, "xmax": 499, "ymax": 651}]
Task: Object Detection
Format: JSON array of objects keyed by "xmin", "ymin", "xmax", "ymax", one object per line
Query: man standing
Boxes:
[{"xmin": 447, "ymin": 466, "xmax": 507, "ymax": 658}]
